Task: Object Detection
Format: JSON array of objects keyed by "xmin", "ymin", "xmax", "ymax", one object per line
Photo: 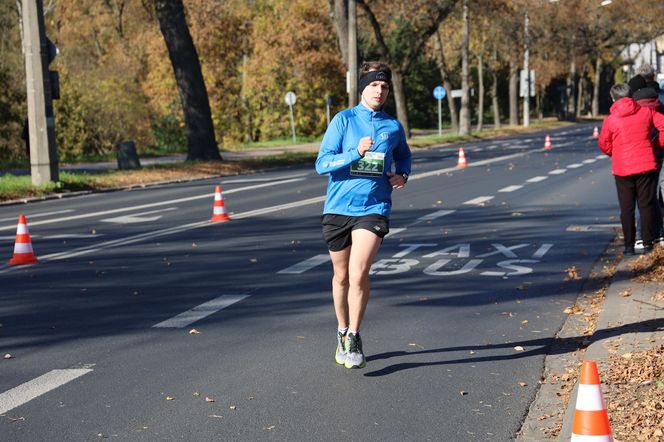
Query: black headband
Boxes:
[{"xmin": 358, "ymin": 70, "xmax": 391, "ymax": 95}]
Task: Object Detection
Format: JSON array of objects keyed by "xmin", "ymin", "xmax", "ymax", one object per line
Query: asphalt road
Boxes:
[{"xmin": 0, "ymin": 123, "xmax": 618, "ymax": 441}]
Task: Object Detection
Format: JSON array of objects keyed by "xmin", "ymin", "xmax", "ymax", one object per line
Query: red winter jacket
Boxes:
[{"xmin": 598, "ymin": 97, "xmax": 664, "ymax": 176}]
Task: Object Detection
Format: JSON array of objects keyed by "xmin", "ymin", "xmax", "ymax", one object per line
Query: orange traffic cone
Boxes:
[
  {"xmin": 571, "ymin": 360, "xmax": 613, "ymax": 441},
  {"xmin": 457, "ymin": 147, "xmax": 468, "ymax": 169},
  {"xmin": 8, "ymin": 214, "xmax": 38, "ymax": 265},
  {"xmin": 592, "ymin": 126, "xmax": 599, "ymax": 139},
  {"xmin": 544, "ymin": 134, "xmax": 552, "ymax": 150},
  {"xmin": 210, "ymin": 185, "xmax": 231, "ymax": 222}
]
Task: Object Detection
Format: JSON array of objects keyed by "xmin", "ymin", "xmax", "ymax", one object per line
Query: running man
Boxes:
[{"xmin": 315, "ymin": 61, "xmax": 412, "ymax": 369}]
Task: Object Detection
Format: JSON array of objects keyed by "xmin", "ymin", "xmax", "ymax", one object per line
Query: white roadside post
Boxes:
[
  {"xmin": 285, "ymin": 91, "xmax": 297, "ymax": 143},
  {"xmin": 433, "ymin": 86, "xmax": 446, "ymax": 137}
]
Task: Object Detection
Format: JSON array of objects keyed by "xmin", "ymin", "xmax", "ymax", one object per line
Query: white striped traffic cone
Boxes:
[
  {"xmin": 210, "ymin": 185, "xmax": 231, "ymax": 222},
  {"xmin": 457, "ymin": 147, "xmax": 468, "ymax": 168},
  {"xmin": 544, "ymin": 134, "xmax": 552, "ymax": 150},
  {"xmin": 571, "ymin": 360, "xmax": 613, "ymax": 441},
  {"xmin": 8, "ymin": 214, "xmax": 38, "ymax": 265}
]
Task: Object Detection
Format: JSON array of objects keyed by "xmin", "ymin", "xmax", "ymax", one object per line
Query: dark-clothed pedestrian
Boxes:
[{"xmin": 598, "ymin": 82, "xmax": 664, "ymax": 255}]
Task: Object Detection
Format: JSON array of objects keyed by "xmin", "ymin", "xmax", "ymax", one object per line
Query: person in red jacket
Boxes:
[{"xmin": 598, "ymin": 82, "xmax": 664, "ymax": 255}]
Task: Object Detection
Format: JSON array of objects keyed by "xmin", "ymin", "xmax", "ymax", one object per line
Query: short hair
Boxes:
[
  {"xmin": 359, "ymin": 61, "xmax": 391, "ymax": 79},
  {"xmin": 610, "ymin": 83, "xmax": 631, "ymax": 101},
  {"xmin": 636, "ymin": 63, "xmax": 655, "ymax": 80}
]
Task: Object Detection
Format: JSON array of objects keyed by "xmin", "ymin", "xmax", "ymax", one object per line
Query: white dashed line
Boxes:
[
  {"xmin": 526, "ymin": 176, "xmax": 548, "ymax": 183},
  {"xmin": 277, "ymin": 254, "xmax": 330, "ymax": 274},
  {"xmin": 416, "ymin": 210, "xmax": 456, "ymax": 221},
  {"xmin": 548, "ymin": 169, "xmax": 567, "ymax": 175},
  {"xmin": 153, "ymin": 295, "xmax": 250, "ymax": 328},
  {"xmin": 498, "ymin": 185, "xmax": 523, "ymax": 193},
  {"xmin": 0, "ymin": 368, "xmax": 93, "ymax": 415},
  {"xmin": 463, "ymin": 196, "xmax": 494, "ymax": 206},
  {"xmin": 566, "ymin": 163, "xmax": 584, "ymax": 169},
  {"xmin": 582, "ymin": 159, "xmax": 597, "ymax": 164}
]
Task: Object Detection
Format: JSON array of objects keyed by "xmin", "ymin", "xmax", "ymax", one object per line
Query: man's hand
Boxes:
[
  {"xmin": 357, "ymin": 137, "xmax": 374, "ymax": 157},
  {"xmin": 387, "ymin": 171, "xmax": 406, "ymax": 189}
]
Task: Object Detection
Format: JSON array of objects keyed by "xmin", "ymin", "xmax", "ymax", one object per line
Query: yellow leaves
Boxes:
[
  {"xmin": 514, "ymin": 346, "xmax": 525, "ymax": 352},
  {"xmin": 189, "ymin": 329, "xmax": 201, "ymax": 335},
  {"xmin": 564, "ymin": 266, "xmax": 581, "ymax": 281},
  {"xmin": 564, "ymin": 305, "xmax": 582, "ymax": 314}
]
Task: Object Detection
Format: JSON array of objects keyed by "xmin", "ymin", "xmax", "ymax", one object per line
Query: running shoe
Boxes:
[
  {"xmin": 344, "ymin": 332, "xmax": 366, "ymax": 369},
  {"xmin": 335, "ymin": 330, "xmax": 347, "ymax": 365},
  {"xmin": 634, "ymin": 239, "xmax": 644, "ymax": 251}
]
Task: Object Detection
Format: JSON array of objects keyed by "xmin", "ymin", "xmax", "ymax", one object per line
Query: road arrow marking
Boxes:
[{"xmin": 101, "ymin": 208, "xmax": 177, "ymax": 224}]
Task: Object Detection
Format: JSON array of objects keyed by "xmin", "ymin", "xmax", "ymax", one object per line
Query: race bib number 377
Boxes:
[{"xmin": 350, "ymin": 151, "xmax": 385, "ymax": 177}]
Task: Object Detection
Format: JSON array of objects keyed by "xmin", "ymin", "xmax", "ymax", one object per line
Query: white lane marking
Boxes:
[
  {"xmin": 385, "ymin": 227, "xmax": 406, "ymax": 238},
  {"xmin": 567, "ymin": 163, "xmax": 584, "ymax": 169},
  {"xmin": 412, "ymin": 149, "xmax": 542, "ymax": 181},
  {"xmin": 526, "ymin": 176, "xmax": 548, "ymax": 183},
  {"xmin": 498, "ymin": 185, "xmax": 523, "ymax": 193},
  {"xmin": 532, "ymin": 244, "xmax": 554, "ymax": 259},
  {"xmin": 0, "ymin": 234, "xmax": 103, "ymax": 240},
  {"xmin": 0, "ymin": 368, "xmax": 93, "ymax": 415},
  {"xmin": 153, "ymin": 295, "xmax": 250, "ymax": 328},
  {"xmin": 582, "ymin": 159, "xmax": 597, "ymax": 164},
  {"xmin": 548, "ymin": 169, "xmax": 567, "ymax": 175},
  {"xmin": 596, "ymin": 154, "xmax": 606, "ymax": 159},
  {"xmin": 0, "ymin": 210, "xmax": 74, "ymax": 223},
  {"xmin": 463, "ymin": 196, "xmax": 494, "ymax": 206},
  {"xmin": 277, "ymin": 254, "xmax": 330, "ymax": 274},
  {"xmin": 0, "ymin": 177, "xmax": 307, "ymax": 232},
  {"xmin": 416, "ymin": 210, "xmax": 456, "ymax": 222},
  {"xmin": 221, "ymin": 173, "xmax": 308, "ymax": 184},
  {"xmin": 0, "ymin": 195, "xmax": 327, "ymax": 274},
  {"xmin": 101, "ymin": 208, "xmax": 177, "ymax": 224},
  {"xmin": 566, "ymin": 224, "xmax": 621, "ymax": 232}
]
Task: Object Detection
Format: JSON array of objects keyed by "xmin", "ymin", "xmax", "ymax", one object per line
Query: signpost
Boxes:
[
  {"xmin": 433, "ymin": 86, "xmax": 446, "ymax": 137},
  {"xmin": 285, "ymin": 91, "xmax": 297, "ymax": 143},
  {"xmin": 326, "ymin": 95, "xmax": 332, "ymax": 126}
]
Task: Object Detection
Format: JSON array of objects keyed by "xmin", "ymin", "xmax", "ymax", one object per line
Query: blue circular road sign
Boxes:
[{"xmin": 433, "ymin": 86, "xmax": 446, "ymax": 100}]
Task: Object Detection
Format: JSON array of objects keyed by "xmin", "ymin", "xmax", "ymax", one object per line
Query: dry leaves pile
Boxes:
[
  {"xmin": 602, "ymin": 345, "xmax": 664, "ymax": 441},
  {"xmin": 629, "ymin": 245, "xmax": 664, "ymax": 283}
]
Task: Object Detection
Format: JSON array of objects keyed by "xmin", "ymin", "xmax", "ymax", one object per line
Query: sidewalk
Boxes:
[
  {"xmin": 519, "ymin": 242, "xmax": 664, "ymax": 440},
  {"xmin": 1, "ymin": 142, "xmax": 322, "ymax": 176}
]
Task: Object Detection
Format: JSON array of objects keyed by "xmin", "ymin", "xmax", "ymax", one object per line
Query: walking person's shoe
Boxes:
[
  {"xmin": 634, "ymin": 239, "xmax": 645, "ymax": 251},
  {"xmin": 335, "ymin": 330, "xmax": 347, "ymax": 365},
  {"xmin": 624, "ymin": 246, "xmax": 635, "ymax": 256},
  {"xmin": 344, "ymin": 332, "xmax": 367, "ymax": 369}
]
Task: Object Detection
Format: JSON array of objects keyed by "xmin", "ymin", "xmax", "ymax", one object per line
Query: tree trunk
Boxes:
[
  {"xmin": 328, "ymin": 0, "xmax": 349, "ymax": 66},
  {"xmin": 491, "ymin": 47, "xmax": 501, "ymax": 130},
  {"xmin": 592, "ymin": 56, "xmax": 601, "ymax": 117},
  {"xmin": 153, "ymin": 0, "xmax": 221, "ymax": 161},
  {"xmin": 459, "ymin": 0, "xmax": 471, "ymax": 136},
  {"xmin": 392, "ymin": 69, "xmax": 410, "ymax": 138},
  {"xmin": 509, "ymin": 58, "xmax": 519, "ymax": 126},
  {"xmin": 566, "ymin": 55, "xmax": 577, "ymax": 121},
  {"xmin": 434, "ymin": 30, "xmax": 458, "ymax": 134},
  {"xmin": 476, "ymin": 53, "xmax": 484, "ymax": 132}
]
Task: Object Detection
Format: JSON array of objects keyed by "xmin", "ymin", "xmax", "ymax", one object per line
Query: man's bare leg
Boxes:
[
  {"xmin": 329, "ymin": 246, "xmax": 351, "ymax": 328},
  {"xmin": 347, "ymin": 229, "xmax": 383, "ymax": 332}
]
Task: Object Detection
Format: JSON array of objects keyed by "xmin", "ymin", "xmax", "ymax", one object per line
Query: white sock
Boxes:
[
  {"xmin": 338, "ymin": 327, "xmax": 348, "ymax": 335},
  {"xmin": 348, "ymin": 329, "xmax": 359, "ymax": 336}
]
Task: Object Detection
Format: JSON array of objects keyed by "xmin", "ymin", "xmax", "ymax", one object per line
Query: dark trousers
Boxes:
[{"xmin": 615, "ymin": 171, "xmax": 658, "ymax": 247}]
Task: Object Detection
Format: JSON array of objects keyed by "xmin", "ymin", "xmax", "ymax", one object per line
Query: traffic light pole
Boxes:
[{"xmin": 22, "ymin": 0, "xmax": 58, "ymax": 184}]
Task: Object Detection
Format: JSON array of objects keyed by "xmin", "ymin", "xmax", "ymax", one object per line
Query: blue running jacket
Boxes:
[{"xmin": 315, "ymin": 103, "xmax": 412, "ymax": 217}]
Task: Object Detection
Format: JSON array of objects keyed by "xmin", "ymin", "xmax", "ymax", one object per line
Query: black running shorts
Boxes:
[{"xmin": 321, "ymin": 214, "xmax": 390, "ymax": 252}]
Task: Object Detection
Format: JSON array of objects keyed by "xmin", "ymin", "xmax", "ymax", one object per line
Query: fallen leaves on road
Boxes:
[
  {"xmin": 459, "ymin": 390, "xmax": 468, "ymax": 396},
  {"xmin": 3, "ymin": 353, "xmax": 13, "ymax": 359},
  {"xmin": 514, "ymin": 346, "xmax": 525, "ymax": 352},
  {"xmin": 165, "ymin": 396, "xmax": 174, "ymax": 401},
  {"xmin": 205, "ymin": 397, "xmax": 216, "ymax": 403},
  {"xmin": 518, "ymin": 381, "xmax": 528, "ymax": 387},
  {"xmin": 564, "ymin": 266, "xmax": 581, "ymax": 281},
  {"xmin": 189, "ymin": 329, "xmax": 200, "ymax": 335}
]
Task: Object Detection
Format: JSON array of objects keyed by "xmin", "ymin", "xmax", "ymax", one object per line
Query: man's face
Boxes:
[{"xmin": 362, "ymin": 80, "xmax": 390, "ymax": 110}]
